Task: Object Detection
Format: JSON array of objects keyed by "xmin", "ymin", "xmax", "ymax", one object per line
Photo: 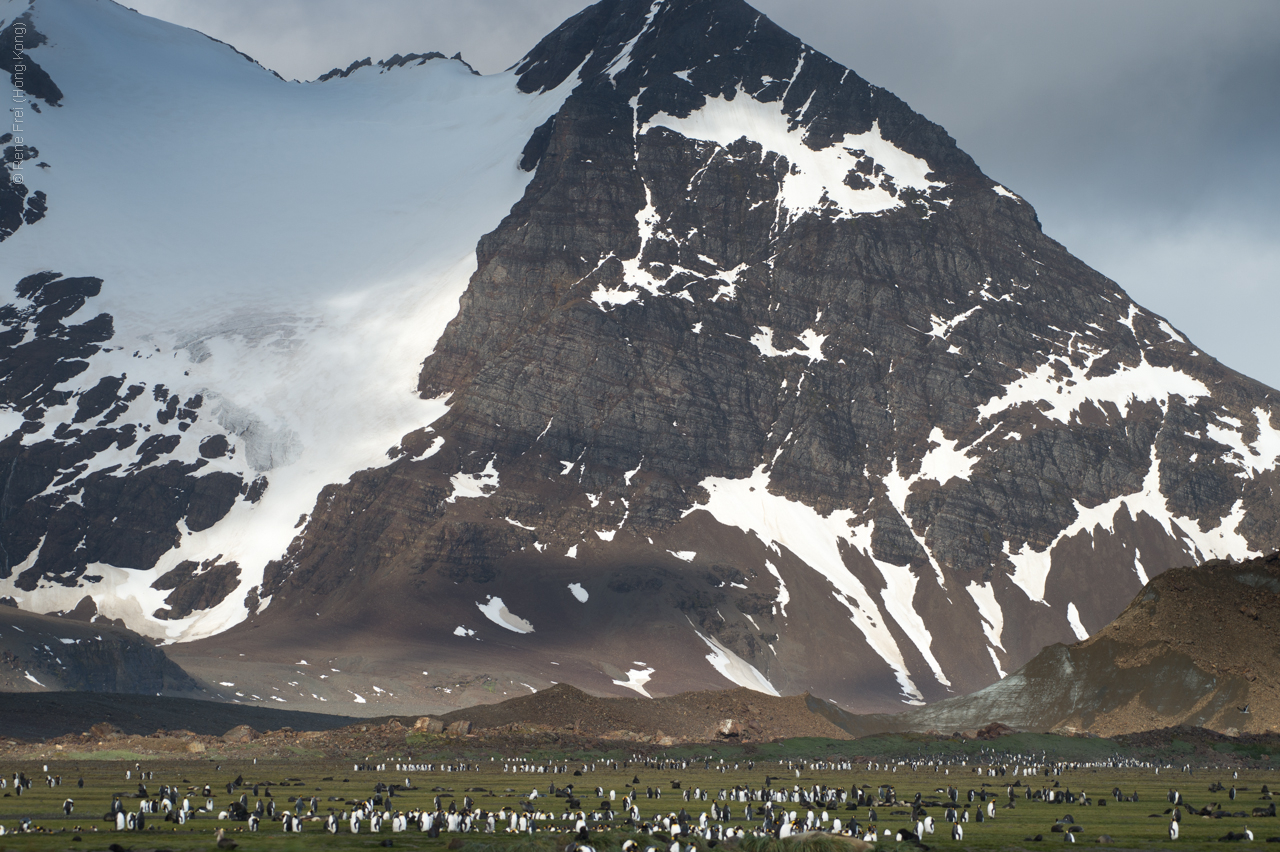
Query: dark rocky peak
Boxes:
[
  {"xmin": 1, "ymin": 9, "xmax": 63, "ymax": 106},
  {"xmin": 515, "ymin": 0, "xmax": 982, "ymax": 184},
  {"xmin": 317, "ymin": 51, "xmax": 479, "ymax": 83}
]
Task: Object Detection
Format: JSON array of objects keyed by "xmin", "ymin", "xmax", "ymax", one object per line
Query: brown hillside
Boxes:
[
  {"xmin": 437, "ymin": 684, "xmax": 851, "ymax": 742},
  {"xmin": 814, "ymin": 553, "xmax": 1280, "ymax": 738},
  {"xmin": 1067, "ymin": 554, "xmax": 1280, "ymax": 734}
]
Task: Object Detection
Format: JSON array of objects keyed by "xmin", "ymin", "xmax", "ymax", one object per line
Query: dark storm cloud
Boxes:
[{"xmin": 127, "ymin": 0, "xmax": 1280, "ymax": 388}]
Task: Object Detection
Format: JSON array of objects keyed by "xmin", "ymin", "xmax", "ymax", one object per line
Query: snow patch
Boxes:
[
  {"xmin": 928, "ymin": 306, "xmax": 980, "ymax": 340},
  {"xmin": 1066, "ymin": 602, "xmax": 1089, "ymax": 641},
  {"xmin": 686, "ymin": 466, "xmax": 927, "ymax": 704},
  {"xmin": 591, "ymin": 286, "xmax": 641, "ymax": 308},
  {"xmin": 985, "ymin": 647, "xmax": 1006, "ymax": 679},
  {"xmin": 967, "ymin": 582, "xmax": 1006, "ymax": 653},
  {"xmin": 1205, "ymin": 407, "xmax": 1280, "ymax": 477},
  {"xmin": 913, "ymin": 427, "xmax": 980, "ymax": 487},
  {"xmin": 1133, "ymin": 549, "xmax": 1150, "ymax": 585},
  {"xmin": 611, "ymin": 666, "xmax": 656, "ymax": 698},
  {"xmin": 1156, "ymin": 318, "xmax": 1186, "ymax": 344},
  {"xmin": 977, "ymin": 358, "xmax": 1209, "ymax": 425},
  {"xmin": 1005, "ymin": 445, "xmax": 1257, "ymax": 603},
  {"xmin": 448, "ymin": 459, "xmax": 499, "ymax": 502},
  {"xmin": 692, "ymin": 626, "xmax": 779, "ymax": 696},
  {"xmin": 604, "ymin": 0, "xmax": 661, "ymax": 81},
  {"xmin": 648, "ymin": 91, "xmax": 943, "ymax": 222},
  {"xmin": 476, "ymin": 596, "xmax": 534, "ymax": 634},
  {"xmin": 764, "ymin": 560, "xmax": 790, "ymax": 618},
  {"xmin": 750, "ymin": 327, "xmax": 827, "ymax": 362}
]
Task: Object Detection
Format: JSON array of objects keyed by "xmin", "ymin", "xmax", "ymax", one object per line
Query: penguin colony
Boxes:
[{"xmin": 0, "ymin": 753, "xmax": 1275, "ymax": 842}]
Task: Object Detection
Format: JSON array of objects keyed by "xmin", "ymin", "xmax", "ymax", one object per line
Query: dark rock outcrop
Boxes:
[
  {"xmin": 0, "ymin": 604, "xmax": 198, "ymax": 693},
  {"xmin": 0, "ymin": 272, "xmax": 250, "ymax": 597}
]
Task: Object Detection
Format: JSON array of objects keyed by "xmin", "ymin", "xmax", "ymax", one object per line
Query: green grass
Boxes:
[
  {"xmin": 0, "ymin": 744, "xmax": 1277, "ymax": 851},
  {"xmin": 50, "ymin": 749, "xmax": 157, "ymax": 761},
  {"xmin": 1208, "ymin": 741, "xmax": 1276, "ymax": 760}
]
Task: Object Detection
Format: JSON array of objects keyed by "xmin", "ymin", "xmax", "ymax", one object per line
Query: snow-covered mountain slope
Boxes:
[
  {"xmin": 3, "ymin": 0, "xmax": 1280, "ymax": 715},
  {"xmin": 0, "ymin": 0, "xmax": 572, "ymax": 640}
]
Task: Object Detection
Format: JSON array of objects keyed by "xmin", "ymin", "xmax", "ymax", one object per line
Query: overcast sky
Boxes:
[{"xmin": 127, "ymin": 0, "xmax": 1280, "ymax": 389}]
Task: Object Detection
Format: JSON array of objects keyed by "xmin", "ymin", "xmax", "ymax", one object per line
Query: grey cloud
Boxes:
[
  {"xmin": 126, "ymin": 0, "xmax": 586, "ymax": 79},
  {"xmin": 124, "ymin": 0, "xmax": 1280, "ymax": 388}
]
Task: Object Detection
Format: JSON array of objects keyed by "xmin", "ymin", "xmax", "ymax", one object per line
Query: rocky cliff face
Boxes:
[
  {"xmin": 252, "ymin": 0, "xmax": 1280, "ymax": 710},
  {"xmin": 2, "ymin": 0, "xmax": 1279, "ymax": 713}
]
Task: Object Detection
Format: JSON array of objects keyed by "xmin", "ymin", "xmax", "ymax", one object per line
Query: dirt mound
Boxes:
[
  {"xmin": 1057, "ymin": 554, "xmax": 1279, "ymax": 734},
  {"xmin": 437, "ymin": 683, "xmax": 850, "ymax": 742}
]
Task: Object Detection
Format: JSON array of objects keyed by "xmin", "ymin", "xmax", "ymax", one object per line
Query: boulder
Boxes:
[
  {"xmin": 221, "ymin": 724, "xmax": 260, "ymax": 743},
  {"xmin": 716, "ymin": 719, "xmax": 743, "ymax": 738},
  {"xmin": 975, "ymin": 722, "xmax": 1018, "ymax": 740},
  {"xmin": 413, "ymin": 717, "xmax": 445, "ymax": 734},
  {"xmin": 445, "ymin": 720, "xmax": 472, "ymax": 736}
]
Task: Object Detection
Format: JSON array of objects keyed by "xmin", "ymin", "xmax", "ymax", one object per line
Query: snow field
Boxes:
[{"xmin": 0, "ymin": 0, "xmax": 576, "ymax": 640}]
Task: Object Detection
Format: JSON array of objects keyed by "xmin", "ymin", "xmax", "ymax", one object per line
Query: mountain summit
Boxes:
[{"xmin": 2, "ymin": 0, "xmax": 1278, "ymax": 713}]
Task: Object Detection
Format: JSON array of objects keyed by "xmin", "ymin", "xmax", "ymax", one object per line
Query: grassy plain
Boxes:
[{"xmin": 0, "ymin": 736, "xmax": 1276, "ymax": 851}]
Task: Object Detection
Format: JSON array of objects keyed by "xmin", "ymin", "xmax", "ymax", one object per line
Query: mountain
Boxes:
[
  {"xmin": 0, "ymin": 601, "xmax": 197, "ymax": 693},
  {"xmin": 811, "ymin": 552, "xmax": 1280, "ymax": 737},
  {"xmin": 1, "ymin": 0, "xmax": 1279, "ymax": 715}
]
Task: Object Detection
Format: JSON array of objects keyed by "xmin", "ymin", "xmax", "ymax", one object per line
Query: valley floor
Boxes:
[{"xmin": 1, "ymin": 733, "xmax": 1279, "ymax": 849}]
